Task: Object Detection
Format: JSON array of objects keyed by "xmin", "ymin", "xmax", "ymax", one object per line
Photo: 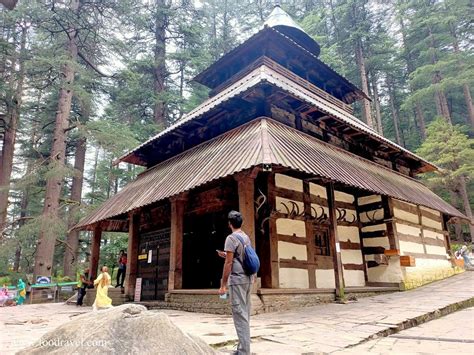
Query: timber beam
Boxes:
[
  {"xmin": 125, "ymin": 210, "xmax": 140, "ymax": 299},
  {"xmin": 168, "ymin": 193, "xmax": 188, "ymax": 291},
  {"xmin": 326, "ymin": 182, "xmax": 345, "ymax": 300},
  {"xmin": 89, "ymin": 224, "xmax": 102, "ymax": 280}
]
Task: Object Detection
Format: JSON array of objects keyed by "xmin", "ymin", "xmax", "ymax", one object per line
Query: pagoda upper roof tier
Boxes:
[
  {"xmin": 193, "ymin": 6, "xmax": 367, "ymax": 104},
  {"xmin": 117, "ymin": 60, "xmax": 436, "ymax": 176}
]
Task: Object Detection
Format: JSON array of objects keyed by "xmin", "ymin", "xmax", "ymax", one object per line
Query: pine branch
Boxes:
[{"xmin": 77, "ymin": 51, "xmax": 115, "ymax": 78}]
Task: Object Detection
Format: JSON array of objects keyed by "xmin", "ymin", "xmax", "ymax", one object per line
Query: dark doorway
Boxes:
[
  {"xmin": 182, "ymin": 211, "xmax": 230, "ymax": 289},
  {"xmin": 137, "ymin": 228, "xmax": 170, "ymax": 300}
]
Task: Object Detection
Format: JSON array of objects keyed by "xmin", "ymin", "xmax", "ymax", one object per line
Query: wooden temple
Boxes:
[{"xmin": 75, "ymin": 6, "xmax": 466, "ymax": 312}]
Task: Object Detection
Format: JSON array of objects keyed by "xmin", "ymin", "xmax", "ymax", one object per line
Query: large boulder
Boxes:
[{"xmin": 21, "ymin": 304, "xmax": 216, "ymax": 354}]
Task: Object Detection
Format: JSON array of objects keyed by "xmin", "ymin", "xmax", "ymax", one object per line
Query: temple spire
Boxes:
[
  {"xmin": 264, "ymin": 4, "xmax": 305, "ymax": 32},
  {"xmin": 263, "ymin": 4, "xmax": 320, "ymax": 57}
]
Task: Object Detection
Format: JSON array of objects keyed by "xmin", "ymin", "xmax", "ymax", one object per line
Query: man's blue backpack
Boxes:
[{"xmin": 233, "ymin": 233, "xmax": 260, "ymax": 275}]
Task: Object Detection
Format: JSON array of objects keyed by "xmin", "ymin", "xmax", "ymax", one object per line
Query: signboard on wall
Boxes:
[
  {"xmin": 134, "ymin": 278, "xmax": 142, "ymax": 302},
  {"xmin": 36, "ymin": 276, "xmax": 51, "ymax": 284}
]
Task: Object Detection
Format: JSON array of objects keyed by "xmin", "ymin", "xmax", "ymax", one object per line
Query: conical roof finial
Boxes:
[
  {"xmin": 264, "ymin": 4, "xmax": 304, "ymax": 32},
  {"xmin": 263, "ymin": 4, "xmax": 320, "ymax": 56}
]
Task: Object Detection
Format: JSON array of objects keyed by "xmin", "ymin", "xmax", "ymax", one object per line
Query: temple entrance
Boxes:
[
  {"xmin": 137, "ymin": 228, "xmax": 170, "ymax": 300},
  {"xmin": 182, "ymin": 211, "xmax": 230, "ymax": 289}
]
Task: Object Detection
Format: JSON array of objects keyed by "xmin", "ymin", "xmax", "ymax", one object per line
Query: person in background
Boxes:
[
  {"xmin": 460, "ymin": 245, "xmax": 472, "ymax": 268},
  {"xmin": 77, "ymin": 268, "xmax": 92, "ymax": 307},
  {"xmin": 218, "ymin": 210, "xmax": 253, "ymax": 355},
  {"xmin": 116, "ymin": 250, "xmax": 127, "ymax": 288},
  {"xmin": 0, "ymin": 285, "xmax": 8, "ymax": 307},
  {"xmin": 16, "ymin": 279, "xmax": 26, "ymax": 305},
  {"xmin": 93, "ymin": 266, "xmax": 112, "ymax": 311}
]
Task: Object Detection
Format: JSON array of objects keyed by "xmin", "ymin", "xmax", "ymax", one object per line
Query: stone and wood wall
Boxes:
[
  {"xmin": 391, "ymin": 199, "xmax": 455, "ymax": 289},
  {"xmin": 358, "ymin": 195, "xmax": 403, "ymax": 286},
  {"xmin": 270, "ymin": 173, "xmax": 365, "ymax": 290}
]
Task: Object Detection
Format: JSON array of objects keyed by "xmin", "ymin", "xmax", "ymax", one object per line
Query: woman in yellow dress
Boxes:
[{"xmin": 92, "ymin": 266, "xmax": 113, "ymax": 310}]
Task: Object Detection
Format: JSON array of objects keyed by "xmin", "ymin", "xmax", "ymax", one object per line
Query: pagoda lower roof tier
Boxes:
[
  {"xmin": 118, "ymin": 61, "xmax": 436, "ymax": 174},
  {"xmin": 75, "ymin": 118, "xmax": 464, "ymax": 231}
]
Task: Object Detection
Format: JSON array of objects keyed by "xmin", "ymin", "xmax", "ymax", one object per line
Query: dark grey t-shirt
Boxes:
[{"xmin": 224, "ymin": 231, "xmax": 252, "ymax": 286}]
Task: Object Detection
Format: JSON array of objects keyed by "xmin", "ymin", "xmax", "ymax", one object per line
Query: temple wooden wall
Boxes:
[
  {"xmin": 139, "ymin": 201, "xmax": 171, "ymax": 233},
  {"xmin": 333, "ymin": 190, "xmax": 365, "ymax": 287},
  {"xmin": 358, "ymin": 195, "xmax": 403, "ymax": 285},
  {"xmin": 272, "ymin": 173, "xmax": 365, "ymax": 289}
]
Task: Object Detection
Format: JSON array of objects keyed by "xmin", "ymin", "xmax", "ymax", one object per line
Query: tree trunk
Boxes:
[
  {"xmin": 13, "ymin": 88, "xmax": 42, "ymax": 271},
  {"xmin": 387, "ymin": 78, "xmax": 402, "ymax": 146},
  {"xmin": 63, "ymin": 136, "xmax": 87, "ymax": 278},
  {"xmin": 449, "ymin": 190, "xmax": 462, "ymax": 241},
  {"xmin": 13, "ymin": 184, "xmax": 30, "ymax": 272},
  {"xmin": 370, "ymin": 73, "xmax": 383, "ymax": 135},
  {"xmin": 153, "ymin": 0, "xmax": 167, "ymax": 129},
  {"xmin": 221, "ymin": 0, "xmax": 231, "ymax": 54},
  {"xmin": 448, "ymin": 10, "xmax": 474, "ymax": 130},
  {"xmin": 432, "ymin": 76, "xmax": 451, "ymax": 124},
  {"xmin": 13, "ymin": 244, "xmax": 21, "ymax": 270},
  {"xmin": 90, "ymin": 146, "xmax": 99, "ymax": 204},
  {"xmin": 178, "ymin": 61, "xmax": 185, "ymax": 120},
  {"xmin": 0, "ymin": 24, "xmax": 27, "ymax": 237},
  {"xmin": 355, "ymin": 40, "xmax": 374, "ymax": 129},
  {"xmin": 1, "ymin": 0, "xmax": 19, "ymax": 10},
  {"xmin": 415, "ymin": 103, "xmax": 427, "ymax": 140},
  {"xmin": 427, "ymin": 24, "xmax": 452, "ymax": 124},
  {"xmin": 106, "ymin": 155, "xmax": 112, "ymax": 199},
  {"xmin": 398, "ymin": 12, "xmax": 427, "ymax": 140},
  {"xmin": 462, "ymin": 84, "xmax": 474, "ymax": 130},
  {"xmin": 34, "ymin": 0, "xmax": 79, "ymax": 279},
  {"xmin": 458, "ymin": 176, "xmax": 474, "ymax": 243},
  {"xmin": 210, "ymin": 4, "xmax": 218, "ymax": 59}
]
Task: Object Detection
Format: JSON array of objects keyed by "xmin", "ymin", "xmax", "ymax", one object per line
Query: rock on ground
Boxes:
[{"xmin": 20, "ymin": 304, "xmax": 216, "ymax": 354}]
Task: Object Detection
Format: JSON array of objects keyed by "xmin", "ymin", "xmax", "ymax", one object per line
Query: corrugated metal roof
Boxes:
[
  {"xmin": 118, "ymin": 63, "xmax": 436, "ymax": 173},
  {"xmin": 75, "ymin": 118, "xmax": 463, "ymax": 230},
  {"xmin": 75, "ymin": 120, "xmax": 264, "ymax": 229},
  {"xmin": 264, "ymin": 119, "xmax": 462, "ymax": 217}
]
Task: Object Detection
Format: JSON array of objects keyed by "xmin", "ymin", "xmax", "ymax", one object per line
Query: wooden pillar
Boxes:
[
  {"xmin": 125, "ymin": 211, "xmax": 140, "ymax": 298},
  {"xmin": 416, "ymin": 205, "xmax": 428, "ymax": 254},
  {"xmin": 268, "ymin": 173, "xmax": 279, "ymax": 288},
  {"xmin": 169, "ymin": 194, "xmax": 187, "ymax": 290},
  {"xmin": 235, "ymin": 172, "xmax": 256, "ymax": 246},
  {"xmin": 89, "ymin": 224, "xmax": 102, "ymax": 280},
  {"xmin": 326, "ymin": 182, "xmax": 345, "ymax": 300},
  {"xmin": 442, "ymin": 214, "xmax": 451, "ymax": 253},
  {"xmin": 354, "ymin": 196, "xmax": 369, "ymax": 283},
  {"xmin": 383, "ymin": 196, "xmax": 399, "ymax": 251},
  {"xmin": 303, "ymin": 181, "xmax": 316, "ymax": 288}
]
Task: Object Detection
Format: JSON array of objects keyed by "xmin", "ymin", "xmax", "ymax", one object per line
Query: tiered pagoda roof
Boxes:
[{"xmin": 75, "ymin": 6, "xmax": 465, "ymax": 231}]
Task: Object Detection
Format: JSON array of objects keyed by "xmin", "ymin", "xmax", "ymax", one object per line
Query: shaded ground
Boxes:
[{"xmin": 1, "ymin": 272, "xmax": 472, "ymax": 354}]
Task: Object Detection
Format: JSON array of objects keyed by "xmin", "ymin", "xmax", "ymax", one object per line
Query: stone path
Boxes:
[
  {"xmin": 0, "ymin": 303, "xmax": 89, "ymax": 353},
  {"xmin": 164, "ymin": 272, "xmax": 474, "ymax": 353},
  {"xmin": 336, "ymin": 307, "xmax": 474, "ymax": 354},
  {"xmin": 0, "ymin": 272, "xmax": 472, "ymax": 354}
]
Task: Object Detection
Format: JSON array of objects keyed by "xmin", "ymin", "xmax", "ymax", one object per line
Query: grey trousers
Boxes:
[{"xmin": 229, "ymin": 283, "xmax": 251, "ymax": 355}]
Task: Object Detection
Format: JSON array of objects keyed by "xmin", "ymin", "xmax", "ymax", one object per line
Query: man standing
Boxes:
[
  {"xmin": 77, "ymin": 268, "xmax": 92, "ymax": 307},
  {"xmin": 116, "ymin": 250, "xmax": 127, "ymax": 288},
  {"xmin": 218, "ymin": 210, "xmax": 252, "ymax": 355}
]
